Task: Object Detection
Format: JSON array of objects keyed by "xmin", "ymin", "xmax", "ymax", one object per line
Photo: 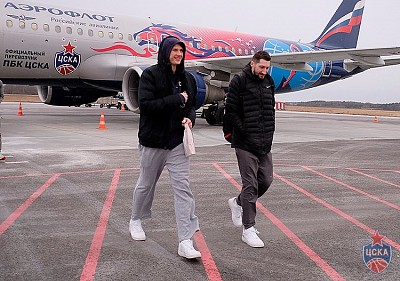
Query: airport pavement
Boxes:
[{"xmin": 0, "ymin": 102, "xmax": 399, "ymax": 281}]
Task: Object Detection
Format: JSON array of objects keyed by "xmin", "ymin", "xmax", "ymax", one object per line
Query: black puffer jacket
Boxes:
[
  {"xmin": 138, "ymin": 36, "xmax": 197, "ymax": 149},
  {"xmin": 225, "ymin": 64, "xmax": 275, "ymax": 155}
]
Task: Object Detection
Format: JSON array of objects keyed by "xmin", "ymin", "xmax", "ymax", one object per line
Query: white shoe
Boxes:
[
  {"xmin": 228, "ymin": 197, "xmax": 242, "ymax": 227},
  {"xmin": 242, "ymin": 227, "xmax": 264, "ymax": 248},
  {"xmin": 178, "ymin": 239, "xmax": 201, "ymax": 259},
  {"xmin": 129, "ymin": 219, "xmax": 146, "ymax": 241}
]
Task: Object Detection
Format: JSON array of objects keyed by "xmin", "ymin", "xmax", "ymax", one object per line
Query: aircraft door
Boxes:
[
  {"xmin": 146, "ymin": 32, "xmax": 159, "ymax": 54},
  {"xmin": 322, "ymin": 61, "xmax": 333, "ymax": 77}
]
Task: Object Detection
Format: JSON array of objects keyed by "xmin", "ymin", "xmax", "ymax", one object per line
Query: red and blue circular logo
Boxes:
[{"xmin": 54, "ymin": 42, "xmax": 81, "ymax": 75}]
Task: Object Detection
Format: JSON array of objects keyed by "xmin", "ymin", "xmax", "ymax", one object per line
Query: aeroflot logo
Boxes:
[{"xmin": 4, "ymin": 2, "xmax": 115, "ymax": 23}]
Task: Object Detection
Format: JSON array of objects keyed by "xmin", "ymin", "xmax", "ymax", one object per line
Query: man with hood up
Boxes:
[{"xmin": 129, "ymin": 36, "xmax": 201, "ymax": 259}]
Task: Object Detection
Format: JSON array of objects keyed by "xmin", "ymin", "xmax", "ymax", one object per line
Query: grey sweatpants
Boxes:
[{"xmin": 131, "ymin": 143, "xmax": 199, "ymax": 241}]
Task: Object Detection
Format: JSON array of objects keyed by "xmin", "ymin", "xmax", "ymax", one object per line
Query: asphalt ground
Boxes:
[{"xmin": 0, "ymin": 102, "xmax": 399, "ymax": 281}]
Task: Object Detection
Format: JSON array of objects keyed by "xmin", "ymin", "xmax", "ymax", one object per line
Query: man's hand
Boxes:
[{"xmin": 182, "ymin": 117, "xmax": 192, "ymax": 128}]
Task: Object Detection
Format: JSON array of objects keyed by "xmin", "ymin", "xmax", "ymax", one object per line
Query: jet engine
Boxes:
[
  {"xmin": 37, "ymin": 86, "xmax": 115, "ymax": 106},
  {"xmin": 121, "ymin": 67, "xmax": 226, "ymax": 119}
]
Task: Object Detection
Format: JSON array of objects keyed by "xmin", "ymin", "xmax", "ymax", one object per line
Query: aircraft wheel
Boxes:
[
  {"xmin": 205, "ymin": 105, "xmax": 217, "ymax": 125},
  {"xmin": 215, "ymin": 107, "xmax": 224, "ymax": 125}
]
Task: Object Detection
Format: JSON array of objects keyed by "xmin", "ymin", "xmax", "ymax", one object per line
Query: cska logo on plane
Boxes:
[
  {"xmin": 54, "ymin": 42, "xmax": 81, "ymax": 75},
  {"xmin": 362, "ymin": 230, "xmax": 392, "ymax": 273}
]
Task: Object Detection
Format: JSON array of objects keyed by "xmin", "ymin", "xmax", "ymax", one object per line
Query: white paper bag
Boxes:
[{"xmin": 183, "ymin": 123, "xmax": 196, "ymax": 157}]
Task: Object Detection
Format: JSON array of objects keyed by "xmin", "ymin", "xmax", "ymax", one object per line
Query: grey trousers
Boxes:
[
  {"xmin": 235, "ymin": 149, "xmax": 273, "ymax": 229},
  {"xmin": 131, "ymin": 143, "xmax": 199, "ymax": 241}
]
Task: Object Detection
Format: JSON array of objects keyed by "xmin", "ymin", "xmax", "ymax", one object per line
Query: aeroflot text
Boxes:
[{"xmin": 4, "ymin": 2, "xmax": 115, "ymax": 23}]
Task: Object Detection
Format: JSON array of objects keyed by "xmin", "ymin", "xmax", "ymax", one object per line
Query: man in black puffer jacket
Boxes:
[
  {"xmin": 129, "ymin": 36, "xmax": 201, "ymax": 259},
  {"xmin": 225, "ymin": 50, "xmax": 275, "ymax": 248}
]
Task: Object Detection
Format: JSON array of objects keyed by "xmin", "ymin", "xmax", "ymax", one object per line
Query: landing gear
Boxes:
[{"xmin": 204, "ymin": 103, "xmax": 225, "ymax": 125}]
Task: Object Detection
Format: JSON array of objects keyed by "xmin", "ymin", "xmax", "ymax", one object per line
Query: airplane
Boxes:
[{"xmin": 0, "ymin": 0, "xmax": 399, "ymax": 125}]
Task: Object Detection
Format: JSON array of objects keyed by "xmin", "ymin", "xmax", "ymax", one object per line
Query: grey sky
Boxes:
[{"xmin": 69, "ymin": 0, "xmax": 400, "ymax": 103}]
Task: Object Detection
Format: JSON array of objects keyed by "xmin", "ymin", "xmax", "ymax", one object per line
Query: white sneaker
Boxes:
[
  {"xmin": 129, "ymin": 219, "xmax": 146, "ymax": 241},
  {"xmin": 178, "ymin": 239, "xmax": 202, "ymax": 259},
  {"xmin": 242, "ymin": 227, "xmax": 264, "ymax": 248},
  {"xmin": 228, "ymin": 197, "xmax": 242, "ymax": 227}
]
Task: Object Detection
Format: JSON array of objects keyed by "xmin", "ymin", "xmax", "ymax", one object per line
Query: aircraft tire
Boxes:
[
  {"xmin": 205, "ymin": 105, "xmax": 217, "ymax": 125},
  {"xmin": 215, "ymin": 107, "xmax": 224, "ymax": 125}
]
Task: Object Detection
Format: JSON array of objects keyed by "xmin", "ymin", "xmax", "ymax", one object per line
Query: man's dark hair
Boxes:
[{"xmin": 252, "ymin": 50, "xmax": 271, "ymax": 63}]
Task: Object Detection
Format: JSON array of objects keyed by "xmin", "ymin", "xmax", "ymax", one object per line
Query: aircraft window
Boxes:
[
  {"xmin": 189, "ymin": 42, "xmax": 193, "ymax": 48},
  {"xmin": 225, "ymin": 46, "xmax": 229, "ymax": 52},
  {"xmin": 88, "ymin": 29, "xmax": 94, "ymax": 37},
  {"xmin": 19, "ymin": 21, "xmax": 26, "ymax": 29},
  {"xmin": 204, "ymin": 44, "xmax": 208, "ymax": 50},
  {"xmin": 135, "ymin": 35, "xmax": 141, "ymax": 42},
  {"xmin": 66, "ymin": 27, "xmax": 72, "ymax": 34},
  {"xmin": 55, "ymin": 25, "xmax": 61, "ymax": 33},
  {"xmin": 77, "ymin": 28, "xmax": 83, "ymax": 36},
  {"xmin": 128, "ymin": 34, "xmax": 133, "ymax": 41},
  {"xmin": 98, "ymin": 31, "xmax": 104, "ymax": 38},
  {"xmin": 232, "ymin": 47, "xmax": 235, "ymax": 54},
  {"xmin": 118, "ymin": 33, "xmax": 123, "ymax": 40},
  {"xmin": 109, "ymin": 32, "xmax": 114, "ymax": 39},
  {"xmin": 211, "ymin": 45, "xmax": 215, "ymax": 51},
  {"xmin": 196, "ymin": 43, "xmax": 200, "ymax": 49},
  {"xmin": 218, "ymin": 46, "xmax": 222, "ymax": 52},
  {"xmin": 251, "ymin": 49, "xmax": 255, "ymax": 55},
  {"xmin": 31, "ymin": 23, "xmax": 38, "ymax": 30},
  {"xmin": 6, "ymin": 20, "xmax": 13, "ymax": 28},
  {"xmin": 238, "ymin": 48, "xmax": 242, "ymax": 55},
  {"xmin": 150, "ymin": 37, "xmax": 155, "ymax": 44},
  {"xmin": 244, "ymin": 49, "xmax": 249, "ymax": 55},
  {"xmin": 43, "ymin": 24, "xmax": 49, "ymax": 32}
]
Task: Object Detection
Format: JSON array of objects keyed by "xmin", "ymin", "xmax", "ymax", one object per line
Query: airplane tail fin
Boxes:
[{"xmin": 311, "ymin": 0, "xmax": 365, "ymax": 49}]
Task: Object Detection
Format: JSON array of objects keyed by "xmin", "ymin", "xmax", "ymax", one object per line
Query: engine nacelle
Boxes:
[
  {"xmin": 37, "ymin": 86, "xmax": 114, "ymax": 106},
  {"xmin": 121, "ymin": 68, "xmax": 226, "ymax": 113},
  {"xmin": 189, "ymin": 72, "xmax": 226, "ymax": 108},
  {"xmin": 122, "ymin": 66, "xmax": 146, "ymax": 113}
]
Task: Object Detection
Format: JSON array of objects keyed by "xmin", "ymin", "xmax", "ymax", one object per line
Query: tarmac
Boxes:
[{"xmin": 0, "ymin": 102, "xmax": 399, "ymax": 281}]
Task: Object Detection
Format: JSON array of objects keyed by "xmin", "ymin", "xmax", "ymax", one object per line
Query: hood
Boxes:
[{"xmin": 157, "ymin": 36, "xmax": 186, "ymax": 74}]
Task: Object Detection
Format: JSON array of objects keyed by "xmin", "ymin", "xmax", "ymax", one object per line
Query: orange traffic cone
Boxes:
[
  {"xmin": 373, "ymin": 115, "xmax": 378, "ymax": 123},
  {"xmin": 120, "ymin": 103, "xmax": 125, "ymax": 112},
  {"xmin": 17, "ymin": 102, "xmax": 24, "ymax": 116},
  {"xmin": 97, "ymin": 112, "xmax": 107, "ymax": 129}
]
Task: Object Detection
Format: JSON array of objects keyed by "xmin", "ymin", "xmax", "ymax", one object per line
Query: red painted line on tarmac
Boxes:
[
  {"xmin": 303, "ymin": 166, "xmax": 400, "ymax": 211},
  {"xmin": 0, "ymin": 174, "xmax": 60, "ymax": 236},
  {"xmin": 212, "ymin": 163, "xmax": 345, "ymax": 281},
  {"xmin": 274, "ymin": 172, "xmax": 400, "ymax": 251},
  {"xmin": 0, "ymin": 167, "xmax": 139, "ymax": 180},
  {"xmin": 349, "ymin": 167, "xmax": 399, "ymax": 173},
  {"xmin": 194, "ymin": 230, "xmax": 223, "ymax": 281},
  {"xmin": 0, "ymin": 173, "xmax": 53, "ymax": 179},
  {"xmin": 347, "ymin": 168, "xmax": 400, "ymax": 189},
  {"xmin": 80, "ymin": 169, "xmax": 121, "ymax": 281}
]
